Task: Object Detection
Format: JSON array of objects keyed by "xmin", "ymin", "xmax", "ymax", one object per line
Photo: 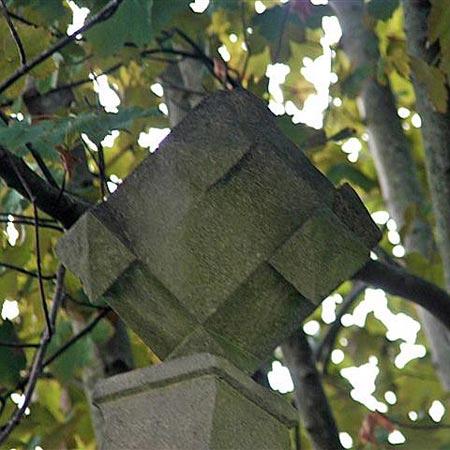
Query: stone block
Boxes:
[
  {"xmin": 57, "ymin": 89, "xmax": 380, "ymax": 373},
  {"xmin": 93, "ymin": 353, "xmax": 298, "ymax": 450}
]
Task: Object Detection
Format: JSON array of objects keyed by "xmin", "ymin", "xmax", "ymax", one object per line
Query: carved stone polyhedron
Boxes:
[{"xmin": 57, "ymin": 89, "xmax": 380, "ymax": 373}]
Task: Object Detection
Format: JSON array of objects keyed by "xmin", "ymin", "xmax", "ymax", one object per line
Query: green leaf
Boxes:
[
  {"xmin": 245, "ymin": 47, "xmax": 270, "ymax": 82},
  {"xmin": 0, "ymin": 107, "xmax": 159, "ymax": 158},
  {"xmin": 90, "ymin": 319, "xmax": 114, "ymax": 345},
  {"xmin": 46, "ymin": 320, "xmax": 93, "ymax": 382},
  {"xmin": 367, "ymin": 0, "xmax": 400, "ymax": 22},
  {"xmin": 251, "ymin": 5, "xmax": 287, "ymax": 42},
  {"xmin": 1, "ymin": 189, "xmax": 26, "ymax": 213},
  {"xmin": 341, "ymin": 64, "xmax": 374, "ymax": 98},
  {"xmin": 327, "ymin": 163, "xmax": 377, "ymax": 192},
  {"xmin": 410, "ymin": 57, "xmax": 448, "ymax": 113},
  {"xmin": 87, "ymin": 0, "xmax": 154, "ymax": 56},
  {"xmin": 0, "ymin": 320, "xmax": 27, "ymax": 388},
  {"xmin": 10, "ymin": 0, "xmax": 68, "ymax": 24},
  {"xmin": 64, "ymin": 107, "xmax": 160, "ymax": 143},
  {"xmin": 276, "ymin": 115, "xmax": 326, "ymax": 149},
  {"xmin": 151, "ymin": 0, "xmax": 189, "ymax": 34},
  {"xmin": 427, "ymin": 0, "xmax": 450, "ymax": 81}
]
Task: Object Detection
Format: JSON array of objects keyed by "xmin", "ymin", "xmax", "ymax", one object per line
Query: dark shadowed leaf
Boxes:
[
  {"xmin": 327, "ymin": 163, "xmax": 377, "ymax": 192},
  {"xmin": 367, "ymin": 0, "xmax": 400, "ymax": 22},
  {"xmin": 86, "ymin": 0, "xmax": 153, "ymax": 56},
  {"xmin": 0, "ymin": 320, "xmax": 27, "ymax": 387}
]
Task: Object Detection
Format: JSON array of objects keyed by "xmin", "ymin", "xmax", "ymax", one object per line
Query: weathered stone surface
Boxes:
[
  {"xmin": 57, "ymin": 88, "xmax": 380, "ymax": 373},
  {"xmin": 94, "ymin": 353, "xmax": 297, "ymax": 450},
  {"xmin": 269, "ymin": 208, "xmax": 369, "ymax": 303}
]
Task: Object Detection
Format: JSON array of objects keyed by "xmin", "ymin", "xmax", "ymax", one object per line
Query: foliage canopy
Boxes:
[{"xmin": 0, "ymin": 0, "xmax": 449, "ymax": 449}]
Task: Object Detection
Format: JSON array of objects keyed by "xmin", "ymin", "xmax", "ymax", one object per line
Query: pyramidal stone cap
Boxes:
[
  {"xmin": 93, "ymin": 353, "xmax": 298, "ymax": 449},
  {"xmin": 56, "ymin": 88, "xmax": 381, "ymax": 373}
]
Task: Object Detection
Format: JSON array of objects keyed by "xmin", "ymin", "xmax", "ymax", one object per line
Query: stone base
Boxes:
[{"xmin": 93, "ymin": 353, "xmax": 298, "ymax": 449}]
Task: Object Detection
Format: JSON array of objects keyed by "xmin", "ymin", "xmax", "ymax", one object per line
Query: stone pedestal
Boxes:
[{"xmin": 94, "ymin": 353, "xmax": 298, "ymax": 450}]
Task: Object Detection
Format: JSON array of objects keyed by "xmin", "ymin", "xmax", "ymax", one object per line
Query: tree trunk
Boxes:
[
  {"xmin": 402, "ymin": 0, "xmax": 450, "ymax": 390},
  {"xmin": 331, "ymin": 0, "xmax": 450, "ymax": 390},
  {"xmin": 282, "ymin": 330, "xmax": 343, "ymax": 450}
]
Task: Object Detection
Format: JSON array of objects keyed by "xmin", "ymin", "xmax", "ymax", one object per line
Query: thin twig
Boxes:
[
  {"xmin": 97, "ymin": 143, "xmax": 108, "ymax": 198},
  {"xmin": 0, "ymin": 261, "xmax": 56, "ymax": 280},
  {"xmin": 0, "ymin": 0, "xmax": 124, "ymax": 95},
  {"xmin": 172, "ymin": 28, "xmax": 240, "ymax": 89},
  {"xmin": 26, "ymin": 144, "xmax": 58, "ymax": 188},
  {"xmin": 0, "ymin": 265, "xmax": 65, "ymax": 445},
  {"xmin": 0, "ymin": 262, "xmax": 55, "ymax": 280},
  {"xmin": 0, "ymin": 213, "xmax": 56, "ymax": 223},
  {"xmin": 32, "ymin": 202, "xmax": 52, "ymax": 334},
  {"xmin": 6, "ymin": 10, "xmax": 38, "ymax": 28},
  {"xmin": 30, "ymin": 62, "xmax": 123, "ymax": 98},
  {"xmin": 7, "ymin": 9, "xmax": 65, "ymax": 38},
  {"xmin": 240, "ymin": 0, "xmax": 251, "ymax": 82},
  {"xmin": 0, "ymin": 0, "xmax": 27, "ymax": 66},
  {"xmin": 315, "ymin": 281, "xmax": 366, "ymax": 373},
  {"xmin": 65, "ymin": 293, "xmax": 108, "ymax": 309},
  {"xmin": 43, "ymin": 308, "xmax": 109, "ymax": 367},
  {"xmin": 7, "ymin": 153, "xmax": 52, "ymax": 334},
  {"xmin": 0, "ymin": 341, "xmax": 40, "ymax": 348},
  {"xmin": 55, "ymin": 169, "xmax": 67, "ymax": 206},
  {"xmin": 0, "ymin": 218, "xmax": 63, "ymax": 232}
]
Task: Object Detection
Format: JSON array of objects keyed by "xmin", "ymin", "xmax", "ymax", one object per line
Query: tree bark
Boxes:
[
  {"xmin": 330, "ymin": 0, "xmax": 450, "ymax": 390},
  {"xmin": 282, "ymin": 330, "xmax": 344, "ymax": 450},
  {"xmin": 402, "ymin": 0, "xmax": 450, "ymax": 389},
  {"xmin": 0, "ymin": 146, "xmax": 89, "ymax": 228}
]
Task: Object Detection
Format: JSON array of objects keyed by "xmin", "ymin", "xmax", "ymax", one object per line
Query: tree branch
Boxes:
[
  {"xmin": 316, "ymin": 281, "xmax": 366, "ymax": 373},
  {"xmin": 0, "ymin": 146, "xmax": 89, "ymax": 228},
  {"xmin": 0, "ymin": 0, "xmax": 124, "ymax": 95},
  {"xmin": 282, "ymin": 329, "xmax": 343, "ymax": 450},
  {"xmin": 354, "ymin": 260, "xmax": 450, "ymax": 329},
  {"xmin": 0, "ymin": 265, "xmax": 65, "ymax": 445},
  {"xmin": 0, "ymin": 217, "xmax": 63, "ymax": 232},
  {"xmin": 0, "ymin": 262, "xmax": 55, "ymax": 280},
  {"xmin": 0, "ymin": 341, "xmax": 40, "ymax": 349}
]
